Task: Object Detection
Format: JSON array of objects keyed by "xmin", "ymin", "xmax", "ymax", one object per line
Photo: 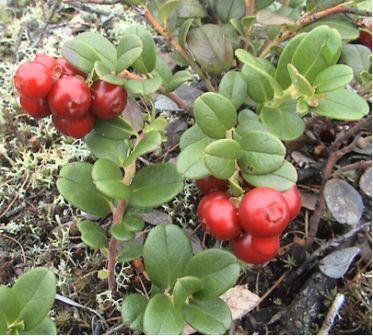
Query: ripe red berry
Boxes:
[
  {"xmin": 282, "ymin": 185, "xmax": 302, "ymax": 220},
  {"xmin": 20, "ymin": 96, "xmax": 51, "ymax": 118},
  {"xmin": 196, "ymin": 176, "xmax": 228, "ymax": 195},
  {"xmin": 53, "ymin": 113, "xmax": 95, "ymax": 139},
  {"xmin": 90, "ymin": 81, "xmax": 127, "ymax": 120},
  {"xmin": 34, "ymin": 54, "xmax": 62, "ymax": 81},
  {"xmin": 239, "ymin": 187, "xmax": 290, "ymax": 237},
  {"xmin": 56, "ymin": 58, "xmax": 87, "ymax": 78},
  {"xmin": 198, "ymin": 191, "xmax": 229, "ymax": 222},
  {"xmin": 14, "ymin": 62, "xmax": 53, "ymax": 98},
  {"xmin": 232, "ymin": 233, "xmax": 280, "ymax": 264},
  {"xmin": 359, "ymin": 30, "xmax": 372, "ymax": 50},
  {"xmin": 198, "ymin": 191, "xmax": 240, "ymax": 240},
  {"xmin": 47, "ymin": 76, "xmax": 91, "ymax": 120}
]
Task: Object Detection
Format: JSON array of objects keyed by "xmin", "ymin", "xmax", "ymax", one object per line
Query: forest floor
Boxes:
[{"xmin": 0, "ymin": 1, "xmax": 371, "ymax": 335}]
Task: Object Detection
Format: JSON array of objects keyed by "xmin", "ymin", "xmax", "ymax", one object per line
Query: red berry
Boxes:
[
  {"xmin": 20, "ymin": 96, "xmax": 51, "ymax": 118},
  {"xmin": 90, "ymin": 80, "xmax": 127, "ymax": 120},
  {"xmin": 198, "ymin": 191, "xmax": 240, "ymax": 240},
  {"xmin": 34, "ymin": 54, "xmax": 62, "ymax": 81},
  {"xmin": 239, "ymin": 187, "xmax": 290, "ymax": 237},
  {"xmin": 282, "ymin": 185, "xmax": 302, "ymax": 220},
  {"xmin": 55, "ymin": 58, "xmax": 87, "ymax": 78},
  {"xmin": 14, "ymin": 62, "xmax": 53, "ymax": 98},
  {"xmin": 196, "ymin": 176, "xmax": 228, "ymax": 195},
  {"xmin": 198, "ymin": 191, "xmax": 229, "ymax": 223},
  {"xmin": 48, "ymin": 76, "xmax": 91, "ymax": 120},
  {"xmin": 53, "ymin": 113, "xmax": 95, "ymax": 139},
  {"xmin": 359, "ymin": 30, "xmax": 372, "ymax": 50},
  {"xmin": 232, "ymin": 233, "xmax": 280, "ymax": 264}
]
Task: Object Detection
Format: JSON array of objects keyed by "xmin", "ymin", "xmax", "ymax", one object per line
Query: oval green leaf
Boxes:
[
  {"xmin": 78, "ymin": 220, "xmax": 108, "ymax": 249},
  {"xmin": 314, "ymin": 64, "xmax": 353, "ymax": 93},
  {"xmin": 121, "ymin": 294, "xmax": 148, "ymax": 332},
  {"xmin": 218, "ymin": 70, "xmax": 248, "ymax": 110},
  {"xmin": 173, "ymin": 276, "xmax": 202, "ymax": 309}
]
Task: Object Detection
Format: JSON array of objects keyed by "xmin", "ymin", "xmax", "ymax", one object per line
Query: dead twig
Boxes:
[
  {"xmin": 318, "ymin": 293, "xmax": 346, "ymax": 335},
  {"xmin": 333, "ymin": 160, "xmax": 372, "ymax": 177}
]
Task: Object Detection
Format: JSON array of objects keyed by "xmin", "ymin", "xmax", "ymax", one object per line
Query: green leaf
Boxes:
[
  {"xmin": 183, "ymin": 298, "xmax": 232, "ymax": 335},
  {"xmin": 178, "ymin": 18, "xmax": 194, "ymax": 50},
  {"xmin": 62, "ymin": 32, "xmax": 116, "ymax": 73},
  {"xmin": 301, "ymin": 15, "xmax": 359, "ymax": 41},
  {"xmin": 218, "ymin": 70, "xmax": 248, "ymax": 110},
  {"xmin": 236, "ymin": 49, "xmax": 283, "ymax": 97},
  {"xmin": 153, "ymin": 56, "xmax": 173, "ymax": 83},
  {"xmin": 194, "ymin": 92, "xmax": 237, "ymax": 139},
  {"xmin": 124, "ymin": 77, "xmax": 163, "ymax": 95},
  {"xmin": 0, "ymin": 311, "xmax": 7, "ymax": 335},
  {"xmin": 314, "ymin": 64, "xmax": 353, "ymax": 93},
  {"xmin": 122, "ymin": 25, "xmax": 157, "ymax": 73},
  {"xmin": 276, "ymin": 33, "xmax": 307, "ymax": 89},
  {"xmin": 95, "ymin": 117, "xmax": 136, "ymax": 140},
  {"xmin": 234, "ymin": 109, "xmax": 267, "ymax": 141},
  {"xmin": 123, "ymin": 212, "xmax": 145, "ymax": 232},
  {"xmin": 238, "ymin": 131, "xmax": 286, "ymax": 174},
  {"xmin": 57, "ymin": 162, "xmax": 111, "ymax": 217},
  {"xmin": 173, "ymin": 276, "xmax": 202, "ymax": 309},
  {"xmin": 290, "ymin": 25, "xmax": 342, "ymax": 83},
  {"xmin": 260, "ymin": 106, "xmax": 305, "ymax": 141},
  {"xmin": 176, "ymin": 0, "xmax": 207, "ymax": 18},
  {"xmin": 256, "ymin": 8, "xmax": 295, "ymax": 25},
  {"xmin": 117, "ymin": 239, "xmax": 144, "ymax": 263},
  {"xmin": 23, "ymin": 317, "xmax": 57, "ymax": 335},
  {"xmin": 143, "ymin": 294, "xmax": 183, "ymax": 335},
  {"xmin": 94, "ymin": 61, "xmax": 124, "ymax": 86},
  {"xmin": 287, "ymin": 64, "xmax": 314, "ymax": 96},
  {"xmin": 130, "ymin": 163, "xmax": 184, "ymax": 208},
  {"xmin": 187, "ymin": 24, "xmax": 233, "ymax": 74},
  {"xmin": 185, "ymin": 249, "xmax": 240, "ymax": 300},
  {"xmin": 159, "ymin": 0, "xmax": 181, "ymax": 23},
  {"xmin": 13, "ymin": 268, "xmax": 56, "ymax": 331},
  {"xmin": 204, "ymin": 139, "xmax": 241, "ymax": 179},
  {"xmin": 0, "ymin": 286, "xmax": 20, "ymax": 323},
  {"xmin": 179, "ymin": 124, "xmax": 210, "ymax": 150},
  {"xmin": 86, "ymin": 130, "xmax": 130, "ymax": 166},
  {"xmin": 78, "ymin": 220, "xmax": 108, "ymax": 249},
  {"xmin": 340, "ymin": 44, "xmax": 371, "ymax": 81},
  {"xmin": 242, "ymin": 160, "xmax": 297, "ymax": 191},
  {"xmin": 125, "ymin": 131, "xmax": 162, "ymax": 166},
  {"xmin": 111, "ymin": 224, "xmax": 135, "ymax": 241},
  {"xmin": 177, "ymin": 138, "xmax": 211, "ymax": 179},
  {"xmin": 165, "ymin": 70, "xmax": 192, "ymax": 92},
  {"xmin": 312, "ymin": 89, "xmax": 369, "ymax": 120},
  {"xmin": 143, "ymin": 225, "xmax": 193, "ymax": 289},
  {"xmin": 116, "ymin": 34, "xmax": 143, "ymax": 73},
  {"xmin": 255, "ymin": 0, "xmax": 275, "ymax": 9},
  {"xmin": 92, "ymin": 159, "xmax": 131, "ymax": 200},
  {"xmin": 216, "ymin": 0, "xmax": 245, "ymax": 23},
  {"xmin": 122, "ymin": 294, "xmax": 148, "ymax": 332}
]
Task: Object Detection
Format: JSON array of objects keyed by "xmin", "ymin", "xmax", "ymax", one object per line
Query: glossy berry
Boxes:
[
  {"xmin": 232, "ymin": 233, "xmax": 280, "ymax": 264},
  {"xmin": 53, "ymin": 113, "xmax": 95, "ymax": 139},
  {"xmin": 359, "ymin": 30, "xmax": 372, "ymax": 50},
  {"xmin": 47, "ymin": 76, "xmax": 91, "ymax": 120},
  {"xmin": 198, "ymin": 191, "xmax": 229, "ymax": 223},
  {"xmin": 196, "ymin": 176, "xmax": 228, "ymax": 195},
  {"xmin": 282, "ymin": 186, "xmax": 302, "ymax": 220},
  {"xmin": 14, "ymin": 62, "xmax": 53, "ymax": 98},
  {"xmin": 56, "ymin": 58, "xmax": 87, "ymax": 78},
  {"xmin": 90, "ymin": 81, "xmax": 127, "ymax": 119},
  {"xmin": 34, "ymin": 54, "xmax": 62, "ymax": 80},
  {"xmin": 20, "ymin": 96, "xmax": 51, "ymax": 118},
  {"xmin": 198, "ymin": 192, "xmax": 240, "ymax": 240},
  {"xmin": 239, "ymin": 187, "xmax": 290, "ymax": 237}
]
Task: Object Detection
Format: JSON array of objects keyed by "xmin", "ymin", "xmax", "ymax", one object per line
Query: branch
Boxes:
[
  {"xmin": 245, "ymin": 0, "xmax": 255, "ymax": 16},
  {"xmin": 260, "ymin": 1, "xmax": 355, "ymax": 57},
  {"xmin": 318, "ymin": 293, "xmax": 346, "ymax": 335},
  {"xmin": 306, "ymin": 117, "xmax": 371, "ymax": 246},
  {"xmin": 137, "ymin": 4, "xmax": 216, "ymax": 92},
  {"xmin": 333, "ymin": 160, "xmax": 372, "ymax": 177},
  {"xmin": 119, "ymin": 70, "xmax": 193, "ymax": 113},
  {"xmin": 107, "ymin": 162, "xmax": 136, "ymax": 291}
]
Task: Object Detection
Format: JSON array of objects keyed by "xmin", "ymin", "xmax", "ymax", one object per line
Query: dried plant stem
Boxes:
[
  {"xmin": 318, "ymin": 293, "xmax": 346, "ymax": 335},
  {"xmin": 139, "ymin": 4, "xmax": 216, "ymax": 92},
  {"xmin": 260, "ymin": 1, "xmax": 354, "ymax": 57},
  {"xmin": 107, "ymin": 162, "xmax": 136, "ymax": 291}
]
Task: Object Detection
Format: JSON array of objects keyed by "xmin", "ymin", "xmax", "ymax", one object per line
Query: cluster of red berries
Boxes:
[
  {"xmin": 196, "ymin": 176, "xmax": 302, "ymax": 264},
  {"xmin": 13, "ymin": 54, "xmax": 128, "ymax": 138}
]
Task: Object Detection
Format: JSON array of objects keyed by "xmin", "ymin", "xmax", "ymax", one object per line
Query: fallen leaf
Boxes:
[
  {"xmin": 319, "ymin": 247, "xmax": 360, "ymax": 279},
  {"xmin": 300, "ymin": 190, "xmax": 318, "ymax": 210},
  {"xmin": 359, "ymin": 167, "xmax": 372, "ymax": 197},
  {"xmin": 220, "ymin": 285, "xmax": 260, "ymax": 321},
  {"xmin": 324, "ymin": 178, "xmax": 364, "ymax": 226},
  {"xmin": 122, "ymin": 98, "xmax": 144, "ymax": 131},
  {"xmin": 139, "ymin": 209, "xmax": 172, "ymax": 225}
]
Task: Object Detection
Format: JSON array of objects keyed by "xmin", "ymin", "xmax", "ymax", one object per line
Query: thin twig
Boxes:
[
  {"xmin": 260, "ymin": 1, "xmax": 355, "ymax": 57},
  {"xmin": 0, "ymin": 233, "xmax": 26, "ymax": 263},
  {"xmin": 306, "ymin": 117, "xmax": 371, "ymax": 246},
  {"xmin": 245, "ymin": 0, "xmax": 255, "ymax": 16},
  {"xmin": 333, "ymin": 160, "xmax": 372, "ymax": 177},
  {"xmin": 318, "ymin": 293, "xmax": 346, "ymax": 335}
]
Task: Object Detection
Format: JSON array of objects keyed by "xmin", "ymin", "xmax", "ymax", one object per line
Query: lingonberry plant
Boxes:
[
  {"xmin": 11, "ymin": 0, "xmax": 371, "ymax": 334},
  {"xmin": 0, "ymin": 268, "xmax": 56, "ymax": 335}
]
